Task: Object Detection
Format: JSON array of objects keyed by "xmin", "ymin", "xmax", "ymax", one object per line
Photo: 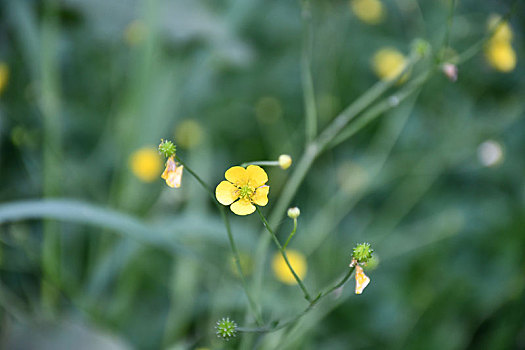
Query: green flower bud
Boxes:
[
  {"xmin": 215, "ymin": 317, "xmax": 237, "ymax": 341},
  {"xmin": 352, "ymin": 242, "xmax": 374, "ymax": 264},
  {"xmin": 158, "ymin": 139, "xmax": 176, "ymax": 158}
]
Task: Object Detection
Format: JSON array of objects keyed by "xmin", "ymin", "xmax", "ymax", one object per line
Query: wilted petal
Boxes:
[
  {"xmin": 161, "ymin": 156, "xmax": 177, "ymax": 180},
  {"xmin": 355, "ymin": 265, "xmax": 370, "ymax": 295},
  {"xmin": 216, "ymin": 181, "xmax": 239, "ymax": 205},
  {"xmin": 230, "ymin": 198, "xmax": 256, "ymax": 216}
]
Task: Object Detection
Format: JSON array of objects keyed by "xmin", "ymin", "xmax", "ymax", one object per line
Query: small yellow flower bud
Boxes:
[
  {"xmin": 278, "ymin": 154, "xmax": 292, "ymax": 169},
  {"xmin": 287, "ymin": 207, "xmax": 300, "ymax": 219}
]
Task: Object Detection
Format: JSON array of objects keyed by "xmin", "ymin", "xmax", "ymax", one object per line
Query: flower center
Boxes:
[{"xmin": 238, "ymin": 185, "xmax": 253, "ymax": 199}]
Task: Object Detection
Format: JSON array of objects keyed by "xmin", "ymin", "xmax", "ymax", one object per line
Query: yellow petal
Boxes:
[
  {"xmin": 225, "ymin": 166, "xmax": 248, "ymax": 186},
  {"xmin": 246, "ymin": 165, "xmax": 268, "ymax": 188},
  {"xmin": 355, "ymin": 265, "xmax": 370, "ymax": 294},
  {"xmin": 230, "ymin": 198, "xmax": 255, "ymax": 216},
  {"xmin": 216, "ymin": 181, "xmax": 239, "ymax": 205},
  {"xmin": 252, "ymin": 185, "xmax": 269, "ymax": 206}
]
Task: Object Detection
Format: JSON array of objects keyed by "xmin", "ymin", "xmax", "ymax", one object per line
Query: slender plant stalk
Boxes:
[
  {"xmin": 256, "ymin": 207, "xmax": 311, "ymax": 301},
  {"xmin": 283, "ymin": 218, "xmax": 298, "ymax": 250},
  {"xmin": 241, "ymin": 160, "xmax": 279, "ymax": 167},
  {"xmin": 41, "ymin": 0, "xmax": 63, "ymax": 316},
  {"xmin": 301, "ymin": 0, "xmax": 317, "ymax": 143},
  {"xmin": 175, "ymin": 156, "xmax": 263, "ymax": 326},
  {"xmin": 439, "ymin": 0, "xmax": 456, "ymax": 62},
  {"xmin": 251, "ymin": 56, "xmax": 419, "ymax": 306},
  {"xmin": 238, "ymin": 267, "xmax": 356, "ymax": 333},
  {"xmin": 328, "ymin": 71, "xmax": 431, "ymax": 149}
]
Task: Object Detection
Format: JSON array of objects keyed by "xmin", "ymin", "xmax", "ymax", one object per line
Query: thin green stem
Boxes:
[
  {"xmin": 283, "ymin": 218, "xmax": 298, "ymax": 250},
  {"xmin": 318, "ymin": 267, "xmax": 355, "ymax": 299},
  {"xmin": 328, "ymin": 70, "xmax": 431, "ymax": 149},
  {"xmin": 240, "ymin": 160, "xmax": 279, "ymax": 168},
  {"xmin": 174, "ymin": 155, "xmax": 263, "ymax": 325},
  {"xmin": 255, "ymin": 207, "xmax": 311, "ymax": 302},
  {"xmin": 238, "ymin": 267, "xmax": 355, "ymax": 333},
  {"xmin": 41, "ymin": 0, "xmax": 63, "ymax": 316},
  {"xmin": 315, "ymin": 54, "xmax": 419, "ymax": 152},
  {"xmin": 219, "ymin": 206, "xmax": 263, "ymax": 326},
  {"xmin": 438, "ymin": 0, "xmax": 456, "ymax": 62},
  {"xmin": 301, "ymin": 0, "xmax": 317, "ymax": 143}
]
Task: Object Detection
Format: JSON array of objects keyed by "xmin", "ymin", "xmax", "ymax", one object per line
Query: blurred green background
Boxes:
[{"xmin": 1, "ymin": 0, "xmax": 524, "ymax": 349}]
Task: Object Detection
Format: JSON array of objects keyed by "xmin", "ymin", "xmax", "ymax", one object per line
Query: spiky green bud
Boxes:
[
  {"xmin": 158, "ymin": 139, "xmax": 176, "ymax": 158},
  {"xmin": 352, "ymin": 242, "xmax": 374, "ymax": 264},
  {"xmin": 215, "ymin": 317, "xmax": 237, "ymax": 341}
]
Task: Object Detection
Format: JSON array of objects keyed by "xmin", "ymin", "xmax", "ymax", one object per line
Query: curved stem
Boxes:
[
  {"xmin": 283, "ymin": 218, "xmax": 298, "ymax": 250},
  {"xmin": 238, "ymin": 267, "xmax": 355, "ymax": 333},
  {"xmin": 255, "ymin": 207, "xmax": 311, "ymax": 302},
  {"xmin": 175, "ymin": 156, "xmax": 263, "ymax": 325}
]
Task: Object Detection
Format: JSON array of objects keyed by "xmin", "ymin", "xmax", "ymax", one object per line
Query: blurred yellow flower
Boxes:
[
  {"xmin": 485, "ymin": 40, "xmax": 516, "ymax": 73},
  {"xmin": 124, "ymin": 20, "xmax": 147, "ymax": 46},
  {"xmin": 129, "ymin": 147, "xmax": 162, "ymax": 182},
  {"xmin": 350, "ymin": 0, "xmax": 384, "ymax": 25},
  {"xmin": 372, "ymin": 48, "xmax": 407, "ymax": 81},
  {"xmin": 278, "ymin": 154, "xmax": 292, "ymax": 169},
  {"xmin": 272, "ymin": 250, "xmax": 307, "ymax": 285},
  {"xmin": 354, "ymin": 264, "xmax": 370, "ymax": 294},
  {"xmin": 215, "ymin": 165, "xmax": 269, "ymax": 216},
  {"xmin": 487, "ymin": 14, "xmax": 512, "ymax": 42},
  {"xmin": 161, "ymin": 156, "xmax": 184, "ymax": 188},
  {"xmin": 175, "ymin": 119, "xmax": 204, "ymax": 149},
  {"xmin": 0, "ymin": 63, "xmax": 9, "ymax": 96}
]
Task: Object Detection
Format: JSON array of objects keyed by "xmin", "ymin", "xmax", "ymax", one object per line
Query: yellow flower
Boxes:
[
  {"xmin": 129, "ymin": 147, "xmax": 162, "ymax": 182},
  {"xmin": 215, "ymin": 165, "xmax": 269, "ymax": 215},
  {"xmin": 354, "ymin": 264, "xmax": 370, "ymax": 294},
  {"xmin": 350, "ymin": 0, "xmax": 385, "ymax": 25},
  {"xmin": 485, "ymin": 40, "xmax": 516, "ymax": 73},
  {"xmin": 278, "ymin": 154, "xmax": 292, "ymax": 169},
  {"xmin": 0, "ymin": 63, "xmax": 9, "ymax": 96},
  {"xmin": 161, "ymin": 156, "xmax": 184, "ymax": 188},
  {"xmin": 487, "ymin": 14, "xmax": 513, "ymax": 42},
  {"xmin": 372, "ymin": 48, "xmax": 407, "ymax": 81},
  {"xmin": 272, "ymin": 250, "xmax": 307, "ymax": 285}
]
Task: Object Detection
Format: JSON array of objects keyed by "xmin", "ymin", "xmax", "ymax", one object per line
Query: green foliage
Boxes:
[{"xmin": 0, "ymin": 0, "xmax": 524, "ymax": 349}]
